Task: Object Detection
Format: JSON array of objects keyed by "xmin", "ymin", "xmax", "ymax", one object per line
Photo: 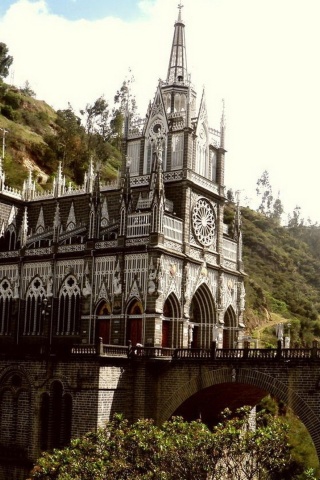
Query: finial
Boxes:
[{"xmin": 178, "ymin": 2, "xmax": 184, "ymax": 21}]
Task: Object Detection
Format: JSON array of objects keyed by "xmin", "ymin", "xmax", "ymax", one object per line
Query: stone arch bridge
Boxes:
[
  {"xmin": 96, "ymin": 343, "xmax": 320, "ymax": 460},
  {"xmin": 2, "ymin": 343, "xmax": 320, "ymax": 477}
]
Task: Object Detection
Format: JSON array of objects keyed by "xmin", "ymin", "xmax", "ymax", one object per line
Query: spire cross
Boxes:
[{"xmin": 178, "ymin": 2, "xmax": 184, "ymax": 20}]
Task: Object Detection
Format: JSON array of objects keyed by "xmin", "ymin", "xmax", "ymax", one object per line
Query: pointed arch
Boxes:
[
  {"xmin": 40, "ymin": 381, "xmax": 72, "ymax": 451},
  {"xmin": 162, "ymin": 292, "xmax": 182, "ymax": 348},
  {"xmin": 223, "ymin": 305, "xmax": 237, "ymax": 349},
  {"xmin": 95, "ymin": 299, "xmax": 112, "ymax": 344},
  {"xmin": 57, "ymin": 275, "xmax": 81, "ymax": 335},
  {"xmin": 0, "ymin": 278, "xmax": 13, "ymax": 335},
  {"xmin": 0, "ymin": 371, "xmax": 31, "ymax": 451},
  {"xmin": 24, "ymin": 276, "xmax": 46, "ymax": 335},
  {"xmin": 126, "ymin": 298, "xmax": 143, "ymax": 346},
  {"xmin": 189, "ymin": 283, "xmax": 216, "ymax": 348}
]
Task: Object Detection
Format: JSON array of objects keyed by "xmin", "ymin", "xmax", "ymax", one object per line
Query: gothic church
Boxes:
[{"xmin": 0, "ymin": 6, "xmax": 245, "ymax": 479}]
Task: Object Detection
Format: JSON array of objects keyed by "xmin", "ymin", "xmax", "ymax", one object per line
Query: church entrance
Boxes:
[
  {"xmin": 223, "ymin": 306, "xmax": 237, "ymax": 348},
  {"xmin": 189, "ymin": 284, "xmax": 216, "ymax": 349},
  {"xmin": 162, "ymin": 293, "xmax": 181, "ymax": 348}
]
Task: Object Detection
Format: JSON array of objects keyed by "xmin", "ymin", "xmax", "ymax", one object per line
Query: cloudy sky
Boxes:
[{"xmin": 1, "ymin": 0, "xmax": 320, "ymax": 223}]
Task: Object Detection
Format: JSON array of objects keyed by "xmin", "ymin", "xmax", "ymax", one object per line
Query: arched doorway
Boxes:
[
  {"xmin": 223, "ymin": 306, "xmax": 237, "ymax": 348},
  {"xmin": 162, "ymin": 293, "xmax": 181, "ymax": 348},
  {"xmin": 126, "ymin": 299, "xmax": 143, "ymax": 346},
  {"xmin": 189, "ymin": 283, "xmax": 216, "ymax": 348},
  {"xmin": 96, "ymin": 301, "xmax": 111, "ymax": 344}
]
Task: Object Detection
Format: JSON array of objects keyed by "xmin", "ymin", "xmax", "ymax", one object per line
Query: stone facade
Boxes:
[{"xmin": 0, "ymin": 7, "xmax": 247, "ymax": 479}]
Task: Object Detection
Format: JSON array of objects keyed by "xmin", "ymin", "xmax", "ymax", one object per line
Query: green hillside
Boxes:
[
  {"xmin": 240, "ymin": 206, "xmax": 320, "ymax": 347},
  {"xmin": 0, "ymin": 81, "xmax": 122, "ymax": 189}
]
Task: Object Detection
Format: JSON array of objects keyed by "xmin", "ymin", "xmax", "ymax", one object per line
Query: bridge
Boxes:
[
  {"xmin": 2, "ymin": 341, "xmax": 320, "ymax": 478},
  {"xmin": 69, "ymin": 340, "xmax": 320, "ymax": 460}
]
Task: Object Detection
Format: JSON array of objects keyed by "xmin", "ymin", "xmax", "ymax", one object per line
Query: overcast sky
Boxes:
[{"xmin": 1, "ymin": 0, "xmax": 320, "ymax": 224}]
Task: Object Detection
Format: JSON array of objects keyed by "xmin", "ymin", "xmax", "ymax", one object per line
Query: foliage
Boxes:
[
  {"xmin": 240, "ymin": 205, "xmax": 320, "ymax": 344},
  {"xmin": 0, "ymin": 42, "xmax": 13, "ymax": 79},
  {"xmin": 29, "ymin": 410, "xmax": 292, "ymax": 480},
  {"xmin": 258, "ymin": 396, "xmax": 320, "ymax": 479}
]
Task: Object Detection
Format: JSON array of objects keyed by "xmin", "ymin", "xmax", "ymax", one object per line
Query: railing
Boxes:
[
  {"xmin": 223, "ymin": 238, "xmax": 237, "ymax": 261},
  {"xmin": 70, "ymin": 344, "xmax": 320, "ymax": 361},
  {"xmin": 101, "ymin": 344, "xmax": 129, "ymax": 356},
  {"xmin": 173, "ymin": 347, "xmax": 320, "ymax": 360},
  {"xmin": 71, "ymin": 344, "xmax": 97, "ymax": 355},
  {"xmin": 130, "ymin": 346, "xmax": 176, "ymax": 358},
  {"xmin": 127, "ymin": 212, "xmax": 151, "ymax": 237}
]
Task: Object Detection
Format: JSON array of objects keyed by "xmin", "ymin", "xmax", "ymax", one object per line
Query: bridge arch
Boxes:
[{"xmin": 156, "ymin": 364, "xmax": 320, "ymax": 458}]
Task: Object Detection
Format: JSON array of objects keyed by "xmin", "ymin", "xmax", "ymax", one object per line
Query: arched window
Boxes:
[
  {"xmin": 0, "ymin": 279, "xmax": 13, "ymax": 335},
  {"xmin": 171, "ymin": 133, "xmax": 184, "ymax": 170},
  {"xmin": 24, "ymin": 277, "xmax": 46, "ymax": 335},
  {"xmin": 144, "ymin": 137, "xmax": 167, "ymax": 174},
  {"xmin": 57, "ymin": 275, "xmax": 81, "ymax": 335},
  {"xmin": 40, "ymin": 381, "xmax": 72, "ymax": 451},
  {"xmin": 195, "ymin": 125, "xmax": 209, "ymax": 178},
  {"xmin": 0, "ymin": 373, "xmax": 30, "ymax": 451},
  {"xmin": 210, "ymin": 149, "xmax": 217, "ymax": 183}
]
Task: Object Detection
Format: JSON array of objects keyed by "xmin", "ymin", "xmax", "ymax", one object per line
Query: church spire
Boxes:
[{"xmin": 166, "ymin": 3, "xmax": 188, "ymax": 85}]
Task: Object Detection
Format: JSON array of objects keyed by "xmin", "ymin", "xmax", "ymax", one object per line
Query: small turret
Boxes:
[
  {"xmin": 22, "ymin": 170, "xmax": 35, "ymax": 201},
  {"xmin": 54, "ymin": 162, "xmax": 66, "ymax": 198}
]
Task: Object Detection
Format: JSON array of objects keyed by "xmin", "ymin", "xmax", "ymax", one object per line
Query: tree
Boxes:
[
  {"xmin": 212, "ymin": 407, "xmax": 291, "ymax": 480},
  {"xmin": 256, "ymin": 170, "xmax": 274, "ymax": 216},
  {"xmin": 0, "ymin": 42, "xmax": 13, "ymax": 79},
  {"xmin": 288, "ymin": 205, "xmax": 303, "ymax": 228},
  {"xmin": 20, "ymin": 80, "xmax": 36, "ymax": 97},
  {"xmin": 271, "ymin": 191, "xmax": 284, "ymax": 224},
  {"xmin": 29, "ymin": 409, "xmax": 292, "ymax": 480}
]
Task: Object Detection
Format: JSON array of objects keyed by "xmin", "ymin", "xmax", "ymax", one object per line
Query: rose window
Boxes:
[{"xmin": 192, "ymin": 198, "xmax": 216, "ymax": 246}]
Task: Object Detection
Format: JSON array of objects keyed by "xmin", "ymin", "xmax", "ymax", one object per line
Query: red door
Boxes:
[
  {"xmin": 162, "ymin": 320, "xmax": 170, "ymax": 347},
  {"xmin": 98, "ymin": 319, "xmax": 110, "ymax": 344},
  {"xmin": 127, "ymin": 317, "xmax": 142, "ymax": 346}
]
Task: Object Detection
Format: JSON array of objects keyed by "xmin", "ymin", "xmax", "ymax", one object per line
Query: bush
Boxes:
[
  {"xmin": 1, "ymin": 104, "xmax": 17, "ymax": 120},
  {"xmin": 3, "ymin": 90, "xmax": 21, "ymax": 109}
]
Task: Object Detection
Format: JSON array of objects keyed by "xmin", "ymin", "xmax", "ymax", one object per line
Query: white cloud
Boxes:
[{"xmin": 1, "ymin": 0, "xmax": 320, "ymax": 222}]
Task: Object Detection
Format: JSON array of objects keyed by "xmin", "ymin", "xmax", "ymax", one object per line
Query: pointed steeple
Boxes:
[
  {"xmin": 54, "ymin": 162, "xmax": 66, "ymax": 198},
  {"xmin": 22, "ymin": 169, "xmax": 35, "ymax": 201},
  {"xmin": 85, "ymin": 157, "xmax": 95, "ymax": 193},
  {"xmin": 20, "ymin": 206, "xmax": 28, "ymax": 247},
  {"xmin": 150, "ymin": 137, "xmax": 165, "ymax": 235},
  {"xmin": 36, "ymin": 206, "xmax": 45, "ymax": 233},
  {"xmin": 119, "ymin": 158, "xmax": 132, "ymax": 237},
  {"xmin": 53, "ymin": 201, "xmax": 61, "ymax": 243},
  {"xmin": 166, "ymin": 3, "xmax": 188, "ymax": 85}
]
